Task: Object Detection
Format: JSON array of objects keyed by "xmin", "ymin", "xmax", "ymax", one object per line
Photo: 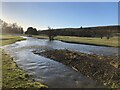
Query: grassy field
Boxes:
[
  {"xmin": 32, "ymin": 35, "xmax": 119, "ymax": 47},
  {"xmin": 54, "ymin": 36, "xmax": 119, "ymax": 47},
  {"xmin": 0, "ymin": 34, "xmax": 47, "ymax": 88},
  {"xmin": 0, "ymin": 34, "xmax": 26, "ymax": 46}
]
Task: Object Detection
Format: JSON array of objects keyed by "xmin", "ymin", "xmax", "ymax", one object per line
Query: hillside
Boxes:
[{"xmin": 38, "ymin": 25, "xmax": 120, "ymax": 38}]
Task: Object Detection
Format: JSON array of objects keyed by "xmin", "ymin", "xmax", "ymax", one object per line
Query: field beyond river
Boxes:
[{"xmin": 33, "ymin": 35, "xmax": 119, "ymax": 47}]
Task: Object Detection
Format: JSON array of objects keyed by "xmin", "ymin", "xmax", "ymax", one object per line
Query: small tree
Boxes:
[
  {"xmin": 47, "ymin": 26, "xmax": 56, "ymax": 41},
  {"xmin": 48, "ymin": 27, "xmax": 53, "ymax": 41}
]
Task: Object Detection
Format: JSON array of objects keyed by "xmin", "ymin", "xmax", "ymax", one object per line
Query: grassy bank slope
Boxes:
[
  {"xmin": 0, "ymin": 35, "xmax": 47, "ymax": 88},
  {"xmin": 55, "ymin": 36, "xmax": 119, "ymax": 47}
]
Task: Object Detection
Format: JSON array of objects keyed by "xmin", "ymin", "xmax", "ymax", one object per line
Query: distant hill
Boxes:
[{"xmin": 38, "ymin": 25, "xmax": 120, "ymax": 38}]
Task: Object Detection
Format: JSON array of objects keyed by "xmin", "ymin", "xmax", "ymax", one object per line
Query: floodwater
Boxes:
[{"xmin": 2, "ymin": 36, "xmax": 119, "ymax": 88}]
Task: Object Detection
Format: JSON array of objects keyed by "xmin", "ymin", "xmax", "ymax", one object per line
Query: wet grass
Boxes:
[
  {"xmin": 33, "ymin": 49, "xmax": 120, "ymax": 88},
  {"xmin": 54, "ymin": 36, "xmax": 119, "ymax": 47},
  {"xmin": 0, "ymin": 34, "xmax": 48, "ymax": 88}
]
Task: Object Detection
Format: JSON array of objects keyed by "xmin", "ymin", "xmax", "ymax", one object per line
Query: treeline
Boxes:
[
  {"xmin": 0, "ymin": 19, "xmax": 24, "ymax": 34},
  {"xmin": 38, "ymin": 25, "xmax": 120, "ymax": 39}
]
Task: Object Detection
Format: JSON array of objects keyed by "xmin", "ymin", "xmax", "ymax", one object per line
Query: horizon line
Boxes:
[{"xmin": 39, "ymin": 24, "xmax": 119, "ymax": 31}]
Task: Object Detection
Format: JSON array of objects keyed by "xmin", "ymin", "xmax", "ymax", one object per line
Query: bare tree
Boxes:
[{"xmin": 47, "ymin": 26, "xmax": 54, "ymax": 41}]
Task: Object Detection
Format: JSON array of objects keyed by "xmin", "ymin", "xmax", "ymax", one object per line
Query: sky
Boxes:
[{"xmin": 1, "ymin": 2, "xmax": 118, "ymax": 31}]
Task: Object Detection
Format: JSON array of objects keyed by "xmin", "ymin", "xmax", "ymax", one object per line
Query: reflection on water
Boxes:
[{"xmin": 2, "ymin": 36, "xmax": 119, "ymax": 88}]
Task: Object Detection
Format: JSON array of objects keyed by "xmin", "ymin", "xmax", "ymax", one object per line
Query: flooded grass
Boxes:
[
  {"xmin": 0, "ymin": 35, "xmax": 48, "ymax": 88},
  {"xmin": 33, "ymin": 49, "xmax": 120, "ymax": 88}
]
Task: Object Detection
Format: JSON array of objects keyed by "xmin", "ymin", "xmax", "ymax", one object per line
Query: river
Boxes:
[{"xmin": 2, "ymin": 36, "xmax": 119, "ymax": 88}]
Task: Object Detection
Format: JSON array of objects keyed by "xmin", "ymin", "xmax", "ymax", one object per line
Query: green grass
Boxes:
[
  {"xmin": 0, "ymin": 34, "xmax": 26, "ymax": 46},
  {"xmin": 54, "ymin": 36, "xmax": 119, "ymax": 47},
  {"xmin": 0, "ymin": 34, "xmax": 48, "ymax": 88},
  {"xmin": 31, "ymin": 35, "xmax": 119, "ymax": 47}
]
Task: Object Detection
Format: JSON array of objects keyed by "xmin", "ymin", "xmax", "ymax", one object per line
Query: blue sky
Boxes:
[{"xmin": 2, "ymin": 2, "xmax": 118, "ymax": 31}]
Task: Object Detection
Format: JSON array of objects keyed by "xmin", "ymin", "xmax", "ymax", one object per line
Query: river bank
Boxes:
[
  {"xmin": 31, "ymin": 35, "xmax": 119, "ymax": 47},
  {"xmin": 0, "ymin": 35, "xmax": 47, "ymax": 88},
  {"xmin": 33, "ymin": 49, "xmax": 120, "ymax": 88},
  {"xmin": 54, "ymin": 36, "xmax": 120, "ymax": 48}
]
